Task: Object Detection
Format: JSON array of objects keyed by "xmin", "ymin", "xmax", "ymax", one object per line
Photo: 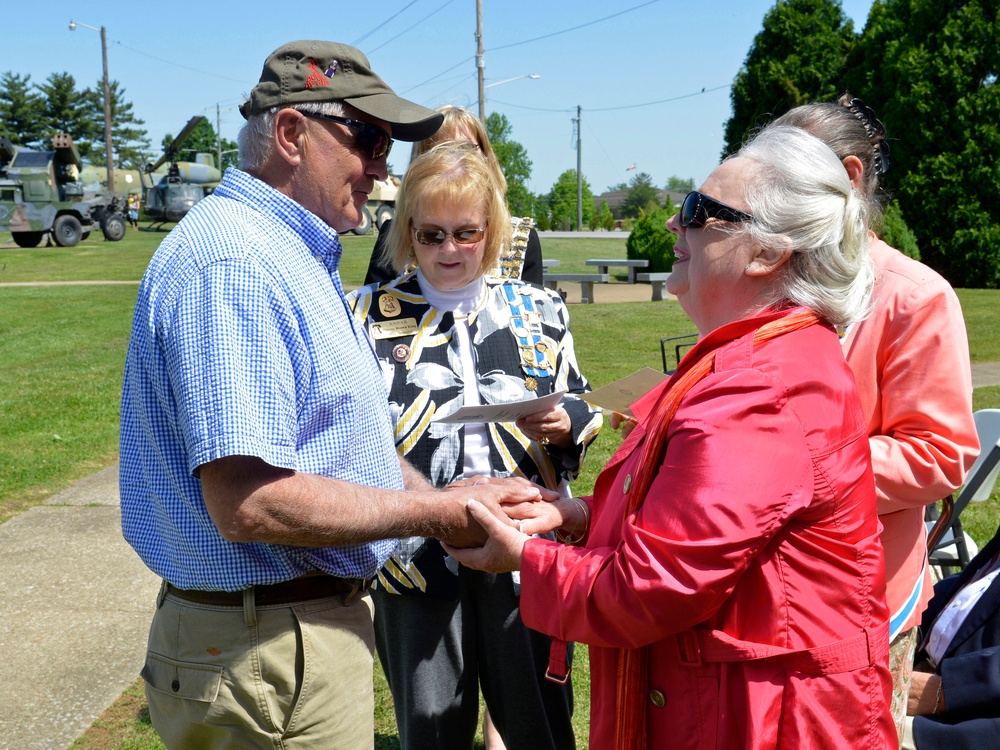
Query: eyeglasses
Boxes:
[
  {"xmin": 413, "ymin": 225, "xmax": 486, "ymax": 246},
  {"xmin": 679, "ymin": 190, "xmax": 754, "ymax": 228},
  {"xmin": 302, "ymin": 112, "xmax": 393, "ymax": 160}
]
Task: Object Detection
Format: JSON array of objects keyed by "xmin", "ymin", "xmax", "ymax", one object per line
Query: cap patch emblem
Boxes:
[{"xmin": 305, "ymin": 59, "xmax": 331, "ymax": 89}]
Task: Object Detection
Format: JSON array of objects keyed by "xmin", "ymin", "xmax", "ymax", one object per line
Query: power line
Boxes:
[
  {"xmin": 425, "ymin": 71, "xmax": 479, "ymax": 105},
  {"xmin": 110, "ymin": 40, "xmax": 249, "ymax": 85},
  {"xmin": 490, "ymin": 0, "xmax": 663, "ymax": 52},
  {"xmin": 401, "ymin": 0, "xmax": 661, "ymax": 103},
  {"xmin": 489, "ymin": 83, "xmax": 729, "ymax": 114},
  {"xmin": 366, "ymin": 0, "xmax": 460, "ymax": 55},
  {"xmin": 399, "ymin": 56, "xmax": 475, "ymax": 95},
  {"xmin": 352, "ymin": 0, "xmax": 422, "ymax": 48},
  {"xmin": 588, "ymin": 84, "xmax": 730, "ymax": 112}
]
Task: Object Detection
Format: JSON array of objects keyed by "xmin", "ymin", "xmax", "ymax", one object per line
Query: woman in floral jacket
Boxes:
[{"xmin": 349, "ymin": 141, "xmax": 602, "ymax": 750}]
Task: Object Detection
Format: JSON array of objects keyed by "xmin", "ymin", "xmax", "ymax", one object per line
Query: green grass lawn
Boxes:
[{"xmin": 3, "ymin": 229, "xmax": 999, "ymax": 749}]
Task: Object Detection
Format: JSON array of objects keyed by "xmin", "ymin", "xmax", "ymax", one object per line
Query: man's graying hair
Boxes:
[
  {"xmin": 238, "ymin": 101, "xmax": 346, "ymax": 173},
  {"xmin": 737, "ymin": 125, "xmax": 873, "ymax": 327}
]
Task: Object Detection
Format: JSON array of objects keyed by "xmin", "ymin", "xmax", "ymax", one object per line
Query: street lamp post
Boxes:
[
  {"xmin": 481, "ymin": 74, "xmax": 541, "ymax": 121},
  {"xmin": 484, "ymin": 74, "xmax": 541, "ymax": 90},
  {"xmin": 476, "ymin": 0, "xmax": 485, "ymax": 123},
  {"xmin": 69, "ymin": 19, "xmax": 114, "ymax": 194}
]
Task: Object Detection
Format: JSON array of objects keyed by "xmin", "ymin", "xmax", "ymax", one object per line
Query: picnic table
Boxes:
[
  {"xmin": 585, "ymin": 258, "xmax": 649, "ymax": 283},
  {"xmin": 543, "ymin": 273, "xmax": 609, "ymax": 304},
  {"xmin": 637, "ymin": 272, "xmax": 671, "ymax": 301}
]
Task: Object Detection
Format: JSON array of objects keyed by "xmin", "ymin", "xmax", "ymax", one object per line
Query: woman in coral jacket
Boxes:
[
  {"xmin": 773, "ymin": 96, "xmax": 980, "ymax": 739},
  {"xmin": 446, "ymin": 126, "xmax": 896, "ymax": 749}
]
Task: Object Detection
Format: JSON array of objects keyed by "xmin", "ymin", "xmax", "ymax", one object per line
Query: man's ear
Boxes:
[
  {"xmin": 842, "ymin": 155, "xmax": 865, "ymax": 192},
  {"xmin": 745, "ymin": 239, "xmax": 793, "ymax": 276},
  {"xmin": 272, "ymin": 109, "xmax": 307, "ymax": 166}
]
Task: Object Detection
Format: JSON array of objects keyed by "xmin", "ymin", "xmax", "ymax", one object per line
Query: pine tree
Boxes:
[{"xmin": 0, "ymin": 72, "xmax": 45, "ymax": 147}]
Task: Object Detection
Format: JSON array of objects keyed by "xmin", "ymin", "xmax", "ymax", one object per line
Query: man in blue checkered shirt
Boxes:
[{"xmin": 119, "ymin": 40, "xmax": 552, "ymax": 749}]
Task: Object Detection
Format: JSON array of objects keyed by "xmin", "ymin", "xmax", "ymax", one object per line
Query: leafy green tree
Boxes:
[
  {"xmin": 666, "ymin": 176, "xmax": 695, "ymax": 192},
  {"xmin": 486, "ymin": 112, "xmax": 534, "ymax": 217},
  {"xmin": 547, "ymin": 169, "xmax": 594, "ymax": 231},
  {"xmin": 35, "ymin": 72, "xmax": 97, "ymax": 154},
  {"xmin": 606, "ymin": 181, "xmax": 628, "ymax": 192},
  {"xmin": 720, "ymin": 0, "xmax": 1000, "ymax": 287},
  {"xmin": 843, "ymin": 0, "xmax": 1000, "ymax": 287},
  {"xmin": 533, "ymin": 192, "xmax": 551, "ymax": 230},
  {"xmin": 0, "ymin": 72, "xmax": 45, "ymax": 147},
  {"xmin": 83, "ymin": 80, "xmax": 151, "ymax": 170},
  {"xmin": 621, "ymin": 172, "xmax": 659, "ymax": 218},
  {"xmin": 722, "ymin": 0, "xmax": 857, "ymax": 156},
  {"xmin": 880, "ymin": 201, "xmax": 919, "ymax": 261},
  {"xmin": 165, "ymin": 118, "xmax": 215, "ymax": 167},
  {"xmin": 596, "ymin": 200, "xmax": 615, "ymax": 231},
  {"xmin": 626, "ymin": 199, "xmax": 676, "ymax": 273}
]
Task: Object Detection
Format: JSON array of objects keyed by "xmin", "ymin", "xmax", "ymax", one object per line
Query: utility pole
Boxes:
[
  {"xmin": 69, "ymin": 20, "xmax": 114, "ymax": 194},
  {"xmin": 476, "ymin": 0, "xmax": 486, "ymax": 122},
  {"xmin": 216, "ymin": 103, "xmax": 223, "ymax": 171},
  {"xmin": 99, "ymin": 25, "xmax": 114, "ymax": 195},
  {"xmin": 575, "ymin": 105, "xmax": 582, "ymax": 231}
]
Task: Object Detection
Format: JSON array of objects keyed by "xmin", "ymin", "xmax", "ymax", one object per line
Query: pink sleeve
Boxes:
[{"xmin": 866, "ymin": 278, "xmax": 978, "ymax": 513}]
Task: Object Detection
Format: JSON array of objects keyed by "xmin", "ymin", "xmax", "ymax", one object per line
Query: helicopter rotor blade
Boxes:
[{"xmin": 147, "ymin": 116, "xmax": 208, "ymax": 173}]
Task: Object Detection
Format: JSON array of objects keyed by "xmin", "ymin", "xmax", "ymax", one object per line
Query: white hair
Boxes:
[
  {"xmin": 737, "ymin": 125, "xmax": 873, "ymax": 327},
  {"xmin": 237, "ymin": 101, "xmax": 346, "ymax": 173}
]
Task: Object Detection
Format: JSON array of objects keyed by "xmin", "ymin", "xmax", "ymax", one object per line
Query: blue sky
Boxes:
[{"xmin": 7, "ymin": 0, "xmax": 874, "ymax": 198}]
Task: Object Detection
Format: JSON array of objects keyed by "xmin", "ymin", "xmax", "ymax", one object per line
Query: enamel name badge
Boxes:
[{"xmin": 370, "ymin": 318, "xmax": 419, "ymax": 340}]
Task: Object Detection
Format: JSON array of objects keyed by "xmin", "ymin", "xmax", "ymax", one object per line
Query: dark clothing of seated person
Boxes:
[{"xmin": 905, "ymin": 522, "xmax": 1000, "ymax": 749}]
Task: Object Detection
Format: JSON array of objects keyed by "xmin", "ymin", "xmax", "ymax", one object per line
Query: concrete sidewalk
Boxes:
[
  {"xmin": 972, "ymin": 361, "xmax": 1000, "ymax": 389},
  {"xmin": 0, "ymin": 464, "xmax": 159, "ymax": 750}
]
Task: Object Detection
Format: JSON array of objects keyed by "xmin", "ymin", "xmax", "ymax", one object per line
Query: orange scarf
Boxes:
[{"xmin": 614, "ymin": 308, "xmax": 821, "ymax": 749}]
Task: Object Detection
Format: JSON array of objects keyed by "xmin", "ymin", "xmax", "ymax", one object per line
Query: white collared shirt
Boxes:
[{"xmin": 925, "ymin": 548, "xmax": 1000, "ymax": 667}]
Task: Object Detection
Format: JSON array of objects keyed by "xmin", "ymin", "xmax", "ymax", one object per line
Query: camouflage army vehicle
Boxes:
[{"xmin": 0, "ymin": 133, "xmax": 127, "ymax": 247}]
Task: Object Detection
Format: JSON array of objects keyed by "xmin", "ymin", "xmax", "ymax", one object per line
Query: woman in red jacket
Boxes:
[{"xmin": 446, "ymin": 125, "xmax": 896, "ymax": 748}]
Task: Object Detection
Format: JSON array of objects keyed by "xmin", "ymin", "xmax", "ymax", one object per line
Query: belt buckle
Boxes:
[
  {"xmin": 544, "ymin": 665, "xmax": 571, "ymax": 685},
  {"xmin": 343, "ymin": 577, "xmax": 373, "ymax": 605},
  {"xmin": 677, "ymin": 631, "xmax": 703, "ymax": 667}
]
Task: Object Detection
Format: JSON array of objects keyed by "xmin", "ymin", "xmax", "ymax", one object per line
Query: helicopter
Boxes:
[{"xmin": 141, "ymin": 116, "xmax": 221, "ymax": 225}]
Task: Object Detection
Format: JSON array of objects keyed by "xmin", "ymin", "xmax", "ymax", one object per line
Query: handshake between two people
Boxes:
[{"xmin": 438, "ymin": 475, "xmax": 580, "ymax": 574}]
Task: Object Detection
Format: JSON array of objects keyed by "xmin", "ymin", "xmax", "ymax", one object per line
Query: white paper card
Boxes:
[{"xmin": 433, "ymin": 390, "xmax": 566, "ymax": 424}]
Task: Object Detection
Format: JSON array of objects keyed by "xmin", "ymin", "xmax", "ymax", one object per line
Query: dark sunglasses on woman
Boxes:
[
  {"xmin": 413, "ymin": 226, "xmax": 486, "ymax": 246},
  {"xmin": 680, "ymin": 190, "xmax": 754, "ymax": 228}
]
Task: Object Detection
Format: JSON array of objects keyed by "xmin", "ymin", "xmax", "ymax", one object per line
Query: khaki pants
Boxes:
[{"xmin": 142, "ymin": 583, "xmax": 375, "ymax": 749}]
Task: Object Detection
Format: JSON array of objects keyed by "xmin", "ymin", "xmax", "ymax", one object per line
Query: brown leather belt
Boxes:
[{"xmin": 166, "ymin": 575, "xmax": 370, "ymax": 607}]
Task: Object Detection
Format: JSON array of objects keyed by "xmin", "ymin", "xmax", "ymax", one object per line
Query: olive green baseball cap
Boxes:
[{"xmin": 239, "ymin": 40, "xmax": 443, "ymax": 141}]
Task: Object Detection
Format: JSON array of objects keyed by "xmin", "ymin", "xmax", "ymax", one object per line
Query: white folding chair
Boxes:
[{"xmin": 927, "ymin": 408, "xmax": 1000, "ymax": 575}]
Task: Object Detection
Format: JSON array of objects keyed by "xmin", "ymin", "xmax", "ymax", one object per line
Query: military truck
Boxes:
[
  {"xmin": 0, "ymin": 133, "xmax": 127, "ymax": 248},
  {"xmin": 352, "ymin": 176, "xmax": 399, "ymax": 235}
]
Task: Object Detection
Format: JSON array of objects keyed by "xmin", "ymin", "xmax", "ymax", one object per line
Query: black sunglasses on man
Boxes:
[{"xmin": 302, "ymin": 112, "xmax": 394, "ymax": 160}]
